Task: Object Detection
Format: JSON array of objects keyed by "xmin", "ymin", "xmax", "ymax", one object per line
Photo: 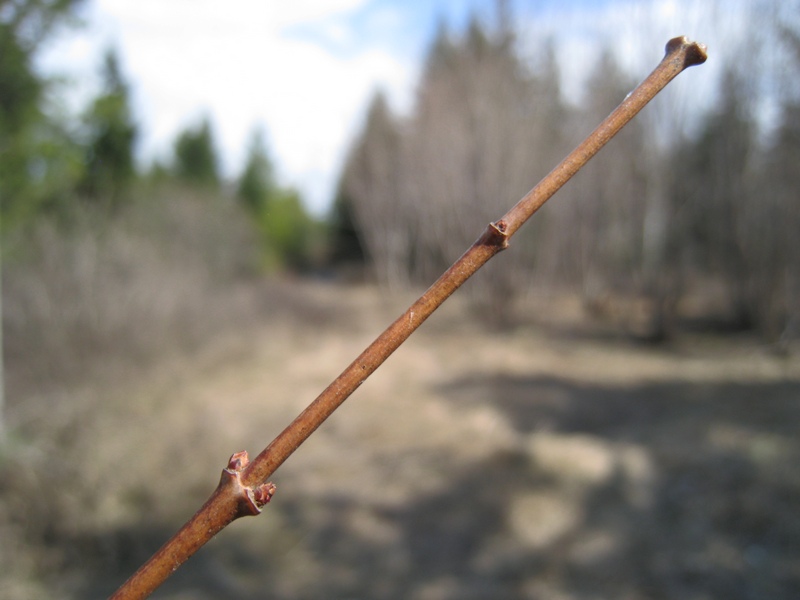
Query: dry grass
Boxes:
[{"xmin": 1, "ymin": 210, "xmax": 799, "ymax": 598}]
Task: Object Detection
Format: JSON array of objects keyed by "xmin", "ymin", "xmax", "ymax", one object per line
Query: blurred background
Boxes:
[{"xmin": 1, "ymin": 0, "xmax": 799, "ymax": 598}]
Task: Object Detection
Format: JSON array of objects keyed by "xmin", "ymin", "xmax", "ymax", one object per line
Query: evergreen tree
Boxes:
[
  {"xmin": 236, "ymin": 127, "xmax": 274, "ymax": 214},
  {"xmin": 173, "ymin": 117, "xmax": 219, "ymax": 187},
  {"xmin": 327, "ymin": 181, "xmax": 366, "ymax": 270},
  {"xmin": 0, "ymin": 0, "xmax": 85, "ymax": 227},
  {"xmin": 260, "ymin": 188, "xmax": 318, "ymax": 271},
  {"xmin": 235, "ymin": 126, "xmax": 319, "ymax": 271},
  {"xmin": 80, "ymin": 48, "xmax": 138, "ymax": 203},
  {"xmin": 0, "ymin": 16, "xmax": 45, "ymax": 225}
]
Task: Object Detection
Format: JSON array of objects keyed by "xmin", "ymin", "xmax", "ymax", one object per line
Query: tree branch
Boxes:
[{"xmin": 110, "ymin": 36, "xmax": 706, "ymax": 600}]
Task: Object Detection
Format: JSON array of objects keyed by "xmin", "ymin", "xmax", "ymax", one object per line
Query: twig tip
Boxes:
[{"xmin": 665, "ymin": 36, "xmax": 708, "ymax": 69}]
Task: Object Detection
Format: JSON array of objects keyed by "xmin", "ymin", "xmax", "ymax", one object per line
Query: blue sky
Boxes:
[{"xmin": 37, "ymin": 0, "xmax": 733, "ymax": 215}]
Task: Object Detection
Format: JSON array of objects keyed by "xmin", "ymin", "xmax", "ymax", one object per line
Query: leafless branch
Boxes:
[{"xmin": 110, "ymin": 36, "xmax": 706, "ymax": 600}]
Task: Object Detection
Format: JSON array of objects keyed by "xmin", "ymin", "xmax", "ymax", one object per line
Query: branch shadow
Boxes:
[{"xmin": 84, "ymin": 374, "xmax": 800, "ymax": 599}]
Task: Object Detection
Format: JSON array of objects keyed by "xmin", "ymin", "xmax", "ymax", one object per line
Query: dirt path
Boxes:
[{"xmin": 30, "ymin": 282, "xmax": 800, "ymax": 599}]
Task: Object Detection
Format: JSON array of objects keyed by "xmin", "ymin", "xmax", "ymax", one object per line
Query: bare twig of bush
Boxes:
[
  {"xmin": 111, "ymin": 37, "xmax": 707, "ymax": 599},
  {"xmin": 3, "ymin": 186, "xmax": 260, "ymax": 391}
]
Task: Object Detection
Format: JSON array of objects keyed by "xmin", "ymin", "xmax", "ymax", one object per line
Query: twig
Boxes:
[{"xmin": 110, "ymin": 36, "xmax": 706, "ymax": 599}]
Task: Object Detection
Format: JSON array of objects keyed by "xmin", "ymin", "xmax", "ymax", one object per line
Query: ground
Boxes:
[{"xmin": 3, "ymin": 280, "xmax": 799, "ymax": 599}]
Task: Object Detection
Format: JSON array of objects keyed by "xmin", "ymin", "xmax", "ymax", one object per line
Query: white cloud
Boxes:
[{"xmin": 38, "ymin": 0, "xmax": 413, "ymax": 216}]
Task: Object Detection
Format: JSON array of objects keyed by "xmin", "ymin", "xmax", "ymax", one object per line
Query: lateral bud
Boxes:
[
  {"xmin": 219, "ymin": 450, "xmax": 277, "ymax": 517},
  {"xmin": 477, "ymin": 219, "xmax": 510, "ymax": 250}
]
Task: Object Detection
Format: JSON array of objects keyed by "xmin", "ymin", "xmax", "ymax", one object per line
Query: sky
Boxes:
[{"xmin": 36, "ymin": 0, "xmax": 738, "ymax": 216}]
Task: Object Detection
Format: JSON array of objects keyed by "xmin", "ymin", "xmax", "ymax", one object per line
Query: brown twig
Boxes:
[{"xmin": 110, "ymin": 36, "xmax": 706, "ymax": 599}]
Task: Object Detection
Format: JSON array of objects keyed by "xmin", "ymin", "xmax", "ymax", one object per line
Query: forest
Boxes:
[
  {"xmin": 1, "ymin": 0, "xmax": 799, "ymax": 598},
  {"xmin": 336, "ymin": 4, "xmax": 800, "ymax": 340}
]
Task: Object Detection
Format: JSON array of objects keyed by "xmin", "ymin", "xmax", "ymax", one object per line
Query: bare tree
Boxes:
[
  {"xmin": 551, "ymin": 51, "xmax": 648, "ymax": 294},
  {"xmin": 758, "ymin": 15, "xmax": 800, "ymax": 341},
  {"xmin": 402, "ymin": 17, "xmax": 568, "ymax": 321},
  {"xmin": 341, "ymin": 0, "xmax": 798, "ymax": 340},
  {"xmin": 339, "ymin": 92, "xmax": 410, "ymax": 289},
  {"xmin": 671, "ymin": 65, "xmax": 758, "ymax": 329}
]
